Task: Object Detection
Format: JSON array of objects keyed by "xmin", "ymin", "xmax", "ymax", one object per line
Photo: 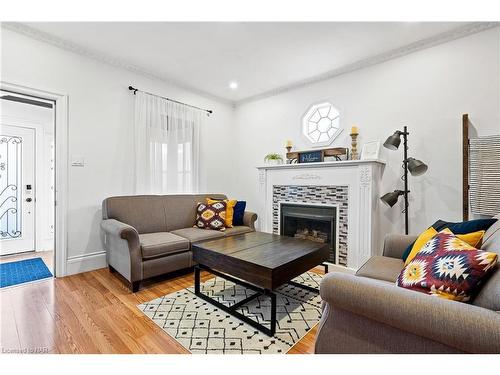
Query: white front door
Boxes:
[{"xmin": 0, "ymin": 125, "xmax": 36, "ymax": 255}]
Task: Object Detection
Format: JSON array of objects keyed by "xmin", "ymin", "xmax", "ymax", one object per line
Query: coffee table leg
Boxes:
[
  {"xmin": 193, "ymin": 264, "xmax": 277, "ymax": 337},
  {"xmin": 194, "ymin": 265, "xmax": 200, "ymax": 295},
  {"xmin": 269, "ymin": 291, "xmax": 277, "ymax": 336}
]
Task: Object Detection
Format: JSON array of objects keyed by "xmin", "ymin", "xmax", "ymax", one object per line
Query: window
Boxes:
[{"xmin": 302, "ymin": 102, "xmax": 341, "ymax": 147}]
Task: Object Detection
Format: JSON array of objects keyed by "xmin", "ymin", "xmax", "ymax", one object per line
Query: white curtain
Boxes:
[{"xmin": 134, "ymin": 91, "xmax": 202, "ymax": 194}]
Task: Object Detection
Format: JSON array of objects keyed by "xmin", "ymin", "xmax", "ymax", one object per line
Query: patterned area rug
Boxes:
[{"xmin": 138, "ymin": 271, "xmax": 323, "ymax": 354}]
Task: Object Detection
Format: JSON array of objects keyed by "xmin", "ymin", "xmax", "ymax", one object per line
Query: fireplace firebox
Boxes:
[{"xmin": 280, "ymin": 203, "xmax": 337, "ymax": 263}]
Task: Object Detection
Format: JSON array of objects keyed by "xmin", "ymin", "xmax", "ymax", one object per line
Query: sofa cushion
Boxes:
[
  {"xmin": 404, "ymin": 227, "xmax": 485, "ymax": 266},
  {"xmin": 473, "ymin": 214, "xmax": 500, "ymax": 310},
  {"xmin": 139, "ymin": 232, "xmax": 190, "ymax": 259},
  {"xmin": 397, "ymin": 229, "xmax": 498, "ymax": 302},
  {"xmin": 356, "ymin": 256, "xmax": 404, "ymax": 282},
  {"xmin": 171, "ymin": 227, "xmax": 225, "ymax": 243},
  {"xmin": 103, "ymin": 195, "xmax": 168, "ymax": 234},
  {"xmin": 433, "ymin": 218, "xmax": 498, "ymax": 234},
  {"xmin": 232, "ymin": 201, "xmax": 247, "ymax": 226},
  {"xmin": 481, "ymin": 214, "xmax": 500, "ymax": 255},
  {"xmin": 165, "ymin": 194, "xmax": 227, "ymax": 231},
  {"xmin": 207, "ymin": 198, "xmax": 237, "ymax": 227},
  {"xmin": 194, "ymin": 201, "xmax": 227, "ymax": 231},
  {"xmin": 223, "ymin": 226, "xmax": 253, "ymax": 237}
]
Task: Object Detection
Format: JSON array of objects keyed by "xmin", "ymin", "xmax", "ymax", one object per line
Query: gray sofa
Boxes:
[
  {"xmin": 101, "ymin": 194, "xmax": 257, "ymax": 292},
  {"xmin": 315, "ymin": 215, "xmax": 500, "ymax": 354}
]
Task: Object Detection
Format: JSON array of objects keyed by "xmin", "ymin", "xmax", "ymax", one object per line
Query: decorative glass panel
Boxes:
[
  {"xmin": 302, "ymin": 102, "xmax": 341, "ymax": 147},
  {"xmin": 0, "ymin": 134, "xmax": 22, "ymax": 239}
]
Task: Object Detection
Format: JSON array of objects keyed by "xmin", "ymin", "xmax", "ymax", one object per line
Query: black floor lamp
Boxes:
[{"xmin": 381, "ymin": 126, "xmax": 428, "ymax": 234}]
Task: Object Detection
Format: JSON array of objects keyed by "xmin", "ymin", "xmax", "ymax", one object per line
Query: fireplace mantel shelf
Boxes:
[{"xmin": 256, "ymin": 159, "xmax": 385, "ymax": 170}]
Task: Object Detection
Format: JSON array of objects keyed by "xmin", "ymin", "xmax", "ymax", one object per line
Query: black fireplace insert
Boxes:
[{"xmin": 280, "ymin": 203, "xmax": 337, "ymax": 263}]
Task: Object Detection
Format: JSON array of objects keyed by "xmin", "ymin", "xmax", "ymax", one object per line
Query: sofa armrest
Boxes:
[
  {"xmin": 320, "ymin": 272, "xmax": 500, "ymax": 353},
  {"xmin": 101, "ymin": 219, "xmax": 142, "ymax": 283},
  {"xmin": 101, "ymin": 219, "xmax": 139, "ymax": 242},
  {"xmin": 382, "ymin": 234, "xmax": 418, "ymax": 259},
  {"xmin": 243, "ymin": 211, "xmax": 258, "ymax": 230}
]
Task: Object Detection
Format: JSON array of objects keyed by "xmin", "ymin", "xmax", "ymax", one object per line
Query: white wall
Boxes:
[
  {"xmin": 2, "ymin": 26, "xmax": 499, "ymax": 275},
  {"xmin": 1, "ymin": 28, "xmax": 235, "ymax": 274},
  {"xmin": 231, "ymin": 28, "xmax": 500, "ymax": 246}
]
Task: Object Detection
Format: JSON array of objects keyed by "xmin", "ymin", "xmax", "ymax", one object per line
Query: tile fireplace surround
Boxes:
[{"xmin": 257, "ymin": 160, "xmax": 385, "ymax": 271}]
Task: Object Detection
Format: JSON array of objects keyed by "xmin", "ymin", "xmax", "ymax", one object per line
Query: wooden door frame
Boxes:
[{"xmin": 1, "ymin": 81, "xmax": 69, "ymax": 277}]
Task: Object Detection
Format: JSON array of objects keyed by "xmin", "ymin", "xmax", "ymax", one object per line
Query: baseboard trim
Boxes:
[
  {"xmin": 324, "ymin": 262, "xmax": 356, "ymax": 275},
  {"xmin": 64, "ymin": 252, "xmax": 352, "ymax": 277},
  {"xmin": 66, "ymin": 251, "xmax": 106, "ymax": 276}
]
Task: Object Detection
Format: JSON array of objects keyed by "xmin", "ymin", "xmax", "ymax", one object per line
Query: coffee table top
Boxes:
[{"xmin": 192, "ymin": 231, "xmax": 328, "ymax": 290}]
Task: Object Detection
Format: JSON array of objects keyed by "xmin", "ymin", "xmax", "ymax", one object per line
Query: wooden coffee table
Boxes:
[{"xmin": 192, "ymin": 231, "xmax": 329, "ymax": 336}]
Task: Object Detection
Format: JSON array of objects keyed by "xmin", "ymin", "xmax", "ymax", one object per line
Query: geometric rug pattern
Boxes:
[
  {"xmin": 0, "ymin": 257, "xmax": 53, "ymax": 288},
  {"xmin": 138, "ymin": 271, "xmax": 323, "ymax": 354}
]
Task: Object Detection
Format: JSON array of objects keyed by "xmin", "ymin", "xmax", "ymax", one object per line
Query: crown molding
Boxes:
[
  {"xmin": 3, "ymin": 22, "xmax": 498, "ymax": 108},
  {"xmin": 1, "ymin": 22, "xmax": 233, "ymax": 107},
  {"xmin": 235, "ymin": 22, "xmax": 499, "ymax": 107}
]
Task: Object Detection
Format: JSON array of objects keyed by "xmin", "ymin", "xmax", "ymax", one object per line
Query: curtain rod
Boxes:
[{"xmin": 128, "ymin": 85, "xmax": 213, "ymax": 115}]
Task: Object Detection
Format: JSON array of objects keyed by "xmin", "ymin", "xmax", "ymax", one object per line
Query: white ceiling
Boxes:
[{"xmin": 20, "ymin": 22, "xmax": 479, "ymax": 103}]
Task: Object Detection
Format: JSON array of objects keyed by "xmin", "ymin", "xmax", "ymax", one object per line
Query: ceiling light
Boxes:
[{"xmin": 229, "ymin": 81, "xmax": 238, "ymax": 90}]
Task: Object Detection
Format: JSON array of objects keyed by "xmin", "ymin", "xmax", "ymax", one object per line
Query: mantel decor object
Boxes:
[
  {"xmin": 264, "ymin": 153, "xmax": 284, "ymax": 166},
  {"xmin": 350, "ymin": 126, "xmax": 359, "ymax": 160},
  {"xmin": 361, "ymin": 140, "xmax": 381, "ymax": 160},
  {"xmin": 380, "ymin": 126, "xmax": 428, "ymax": 234},
  {"xmin": 286, "ymin": 147, "xmax": 348, "ymax": 164},
  {"xmin": 285, "ymin": 140, "xmax": 293, "ymax": 153}
]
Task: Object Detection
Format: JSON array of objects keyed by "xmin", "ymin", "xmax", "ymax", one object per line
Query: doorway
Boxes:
[{"xmin": 0, "ymin": 90, "xmax": 56, "ymax": 287}]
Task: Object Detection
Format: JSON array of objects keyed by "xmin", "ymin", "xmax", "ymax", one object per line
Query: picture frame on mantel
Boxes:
[
  {"xmin": 287, "ymin": 147, "xmax": 349, "ymax": 163},
  {"xmin": 361, "ymin": 141, "xmax": 381, "ymax": 160}
]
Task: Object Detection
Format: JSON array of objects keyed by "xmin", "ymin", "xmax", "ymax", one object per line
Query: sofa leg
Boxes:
[{"xmin": 131, "ymin": 281, "xmax": 140, "ymax": 293}]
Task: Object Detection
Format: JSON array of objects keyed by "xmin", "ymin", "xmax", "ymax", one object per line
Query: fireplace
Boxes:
[{"xmin": 280, "ymin": 203, "xmax": 337, "ymax": 264}]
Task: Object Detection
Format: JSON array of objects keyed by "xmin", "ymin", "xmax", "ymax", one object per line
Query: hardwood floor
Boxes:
[{"xmin": 0, "ymin": 266, "xmax": 322, "ymax": 354}]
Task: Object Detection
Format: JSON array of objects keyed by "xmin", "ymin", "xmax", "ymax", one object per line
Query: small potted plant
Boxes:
[{"xmin": 264, "ymin": 153, "xmax": 284, "ymax": 165}]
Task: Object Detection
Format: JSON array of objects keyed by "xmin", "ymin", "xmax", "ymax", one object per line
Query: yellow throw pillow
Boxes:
[
  {"xmin": 206, "ymin": 198, "xmax": 237, "ymax": 228},
  {"xmin": 404, "ymin": 227, "xmax": 437, "ymax": 266},
  {"xmin": 456, "ymin": 230, "xmax": 485, "ymax": 248},
  {"xmin": 404, "ymin": 227, "xmax": 485, "ymax": 265}
]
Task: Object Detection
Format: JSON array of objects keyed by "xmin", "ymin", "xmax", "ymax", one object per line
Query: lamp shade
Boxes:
[
  {"xmin": 407, "ymin": 157, "xmax": 428, "ymax": 176},
  {"xmin": 383, "ymin": 131, "xmax": 401, "ymax": 150},
  {"xmin": 380, "ymin": 190, "xmax": 404, "ymax": 207}
]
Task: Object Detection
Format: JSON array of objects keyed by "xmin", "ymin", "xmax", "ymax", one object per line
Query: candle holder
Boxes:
[{"xmin": 350, "ymin": 132, "xmax": 359, "ymax": 160}]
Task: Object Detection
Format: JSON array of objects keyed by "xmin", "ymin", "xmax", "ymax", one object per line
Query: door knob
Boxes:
[{"xmin": 26, "ymin": 198, "xmax": 32, "ymax": 202}]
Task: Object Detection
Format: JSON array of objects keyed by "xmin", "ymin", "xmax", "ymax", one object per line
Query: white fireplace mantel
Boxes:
[
  {"xmin": 256, "ymin": 159, "xmax": 385, "ymax": 271},
  {"xmin": 256, "ymin": 159, "xmax": 386, "ymax": 171}
]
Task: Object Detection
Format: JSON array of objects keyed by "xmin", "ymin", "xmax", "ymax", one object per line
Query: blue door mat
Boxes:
[{"xmin": 0, "ymin": 257, "xmax": 53, "ymax": 288}]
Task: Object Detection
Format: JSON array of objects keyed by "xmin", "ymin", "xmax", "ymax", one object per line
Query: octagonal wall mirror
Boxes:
[{"xmin": 302, "ymin": 102, "xmax": 342, "ymax": 147}]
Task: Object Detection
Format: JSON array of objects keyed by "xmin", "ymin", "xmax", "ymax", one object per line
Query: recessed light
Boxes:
[{"xmin": 229, "ymin": 81, "xmax": 238, "ymax": 90}]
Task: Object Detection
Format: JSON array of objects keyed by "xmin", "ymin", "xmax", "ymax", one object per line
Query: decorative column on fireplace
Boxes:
[{"xmin": 280, "ymin": 203, "xmax": 337, "ymax": 264}]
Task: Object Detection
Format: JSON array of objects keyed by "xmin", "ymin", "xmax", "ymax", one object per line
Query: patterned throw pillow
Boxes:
[
  {"xmin": 401, "ymin": 218, "xmax": 497, "ymax": 262},
  {"xmin": 397, "ymin": 229, "xmax": 497, "ymax": 302},
  {"xmin": 194, "ymin": 201, "xmax": 227, "ymax": 231},
  {"xmin": 206, "ymin": 198, "xmax": 237, "ymax": 228},
  {"xmin": 404, "ymin": 227, "xmax": 485, "ymax": 266}
]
